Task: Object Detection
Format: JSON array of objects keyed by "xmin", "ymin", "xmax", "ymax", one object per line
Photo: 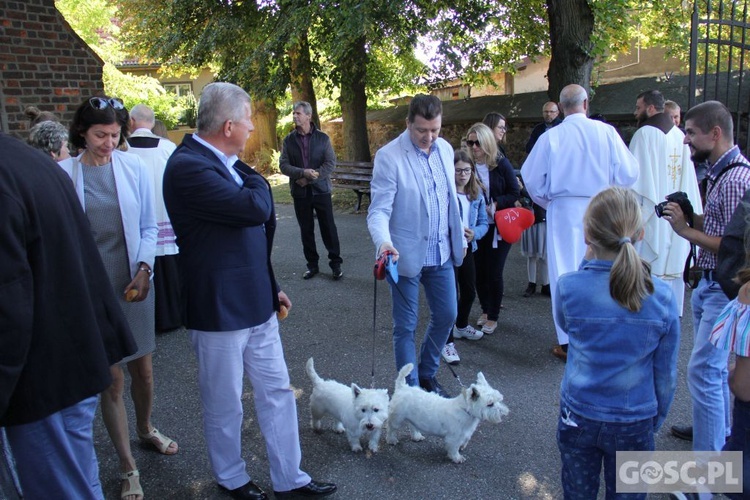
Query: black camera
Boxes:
[{"xmin": 655, "ymin": 191, "xmax": 694, "ymax": 225}]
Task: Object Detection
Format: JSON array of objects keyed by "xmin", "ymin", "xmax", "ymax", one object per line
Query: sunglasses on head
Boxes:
[
  {"xmin": 89, "ymin": 97, "xmax": 124, "ymax": 111},
  {"xmin": 465, "ymin": 140, "xmax": 481, "ymax": 147}
]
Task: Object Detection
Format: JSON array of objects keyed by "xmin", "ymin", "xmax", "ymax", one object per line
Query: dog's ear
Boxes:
[
  {"xmin": 470, "ymin": 385, "xmax": 481, "ymax": 401},
  {"xmin": 352, "ymin": 384, "xmax": 362, "ymax": 397},
  {"xmin": 476, "ymin": 372, "xmax": 487, "ymax": 385}
]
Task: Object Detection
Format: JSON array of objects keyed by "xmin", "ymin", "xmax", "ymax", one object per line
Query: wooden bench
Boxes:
[{"xmin": 330, "ymin": 160, "xmax": 374, "ymax": 212}]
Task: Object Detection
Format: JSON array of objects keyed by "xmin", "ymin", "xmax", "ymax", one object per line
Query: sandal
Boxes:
[
  {"xmin": 137, "ymin": 427, "xmax": 178, "ymax": 455},
  {"xmin": 120, "ymin": 469, "xmax": 143, "ymax": 500}
]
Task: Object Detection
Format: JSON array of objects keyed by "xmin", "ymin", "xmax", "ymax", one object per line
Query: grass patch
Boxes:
[{"xmin": 267, "ymin": 174, "xmax": 370, "ymax": 213}]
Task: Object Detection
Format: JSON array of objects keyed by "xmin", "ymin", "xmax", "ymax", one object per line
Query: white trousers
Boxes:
[
  {"xmin": 190, "ymin": 315, "xmax": 310, "ymax": 491},
  {"xmin": 547, "ymin": 197, "xmax": 589, "ymax": 346}
]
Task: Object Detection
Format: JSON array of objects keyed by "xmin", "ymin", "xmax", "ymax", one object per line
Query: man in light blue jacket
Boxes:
[{"xmin": 367, "ymin": 94, "xmax": 466, "ymax": 397}]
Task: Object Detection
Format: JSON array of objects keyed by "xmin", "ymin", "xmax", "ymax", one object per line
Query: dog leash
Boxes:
[
  {"xmin": 374, "ymin": 252, "xmax": 465, "ymax": 389},
  {"xmin": 371, "ymin": 269, "xmax": 378, "ymax": 389}
]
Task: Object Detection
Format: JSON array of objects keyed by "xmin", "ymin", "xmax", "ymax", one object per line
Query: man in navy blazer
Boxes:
[
  {"xmin": 163, "ymin": 83, "xmax": 335, "ymax": 500},
  {"xmin": 367, "ymin": 94, "xmax": 466, "ymax": 398}
]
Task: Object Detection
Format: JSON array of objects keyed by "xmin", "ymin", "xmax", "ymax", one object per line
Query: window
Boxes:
[{"xmin": 163, "ymin": 83, "xmax": 193, "ymax": 98}]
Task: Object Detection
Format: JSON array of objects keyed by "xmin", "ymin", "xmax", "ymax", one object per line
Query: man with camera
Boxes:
[
  {"xmin": 663, "ymin": 100, "xmax": 750, "ymax": 454},
  {"xmin": 630, "ymin": 89, "xmax": 702, "ymax": 315}
]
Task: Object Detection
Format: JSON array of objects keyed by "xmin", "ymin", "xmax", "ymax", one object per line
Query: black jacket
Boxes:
[
  {"xmin": 525, "ymin": 117, "xmax": 563, "ymax": 153},
  {"xmin": 279, "ymin": 123, "xmax": 336, "ymax": 197},
  {"xmin": 0, "ymin": 134, "xmax": 135, "ymax": 426},
  {"xmin": 486, "ymin": 152, "xmax": 521, "ymax": 214}
]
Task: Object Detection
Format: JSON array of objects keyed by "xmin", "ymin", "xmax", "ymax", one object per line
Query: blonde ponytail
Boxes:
[{"xmin": 584, "ymin": 187, "xmax": 654, "ymax": 312}]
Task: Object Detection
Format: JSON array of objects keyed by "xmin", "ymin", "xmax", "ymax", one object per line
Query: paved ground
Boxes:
[{"xmin": 92, "ymin": 202, "xmax": 697, "ymax": 500}]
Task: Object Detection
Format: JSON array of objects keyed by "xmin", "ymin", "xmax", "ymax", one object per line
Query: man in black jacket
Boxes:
[
  {"xmin": 525, "ymin": 101, "xmax": 562, "ymax": 153},
  {"xmin": 279, "ymin": 101, "xmax": 343, "ymax": 280}
]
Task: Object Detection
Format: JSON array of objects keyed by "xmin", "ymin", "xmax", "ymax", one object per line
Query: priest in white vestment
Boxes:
[
  {"xmin": 521, "ymin": 84, "xmax": 639, "ymax": 359},
  {"xmin": 630, "ymin": 90, "xmax": 703, "ymax": 316}
]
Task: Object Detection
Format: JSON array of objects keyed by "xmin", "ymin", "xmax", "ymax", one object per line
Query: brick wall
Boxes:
[{"xmin": 0, "ymin": 0, "xmax": 104, "ymax": 137}]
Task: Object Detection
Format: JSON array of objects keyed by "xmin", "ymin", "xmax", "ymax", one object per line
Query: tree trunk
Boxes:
[
  {"xmin": 338, "ymin": 35, "xmax": 371, "ymax": 162},
  {"xmin": 289, "ymin": 33, "xmax": 320, "ymax": 128},
  {"xmin": 545, "ymin": 0, "xmax": 595, "ymax": 102},
  {"xmin": 244, "ymin": 96, "xmax": 278, "ymax": 164}
]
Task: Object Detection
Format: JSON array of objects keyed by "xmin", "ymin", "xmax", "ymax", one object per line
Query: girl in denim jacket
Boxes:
[
  {"xmin": 555, "ymin": 187, "xmax": 680, "ymax": 499},
  {"xmin": 441, "ymin": 149, "xmax": 489, "ymax": 365}
]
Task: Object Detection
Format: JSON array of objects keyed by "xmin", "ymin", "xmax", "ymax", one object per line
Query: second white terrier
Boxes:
[
  {"xmin": 386, "ymin": 363, "xmax": 509, "ymax": 463},
  {"xmin": 306, "ymin": 357, "xmax": 390, "ymax": 452}
]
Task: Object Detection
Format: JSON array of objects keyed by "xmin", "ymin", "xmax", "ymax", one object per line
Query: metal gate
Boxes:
[{"xmin": 689, "ymin": 0, "xmax": 750, "ymax": 155}]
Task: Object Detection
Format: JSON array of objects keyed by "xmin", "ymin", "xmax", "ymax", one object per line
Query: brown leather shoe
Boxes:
[{"xmin": 552, "ymin": 345, "xmax": 568, "ymax": 362}]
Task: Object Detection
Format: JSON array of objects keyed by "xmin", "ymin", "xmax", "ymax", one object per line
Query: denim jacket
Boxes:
[
  {"xmin": 555, "ymin": 259, "xmax": 680, "ymax": 430},
  {"xmin": 462, "ymin": 195, "xmax": 489, "ymax": 253}
]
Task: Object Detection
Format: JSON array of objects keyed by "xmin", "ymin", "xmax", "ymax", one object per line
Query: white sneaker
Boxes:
[
  {"xmin": 453, "ymin": 325, "xmax": 484, "ymax": 340},
  {"xmin": 481, "ymin": 320, "xmax": 498, "ymax": 335},
  {"xmin": 476, "ymin": 314, "xmax": 488, "ymax": 327},
  {"xmin": 441, "ymin": 343, "xmax": 460, "ymax": 365}
]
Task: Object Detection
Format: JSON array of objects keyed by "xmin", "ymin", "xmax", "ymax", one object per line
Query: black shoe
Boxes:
[
  {"xmin": 419, "ymin": 377, "xmax": 451, "ymax": 398},
  {"xmin": 303, "ymin": 269, "xmax": 319, "ymax": 280},
  {"xmin": 523, "ymin": 282, "xmax": 536, "ymax": 297},
  {"xmin": 540, "ymin": 285, "xmax": 551, "ymax": 296},
  {"xmin": 332, "ymin": 267, "xmax": 343, "ymax": 280},
  {"xmin": 220, "ymin": 480, "xmax": 268, "ymax": 500},
  {"xmin": 274, "ymin": 480, "xmax": 337, "ymax": 498},
  {"xmin": 671, "ymin": 425, "xmax": 693, "ymax": 441}
]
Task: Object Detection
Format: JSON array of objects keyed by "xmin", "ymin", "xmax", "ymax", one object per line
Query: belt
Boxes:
[{"xmin": 703, "ymin": 269, "xmax": 716, "ymax": 281}]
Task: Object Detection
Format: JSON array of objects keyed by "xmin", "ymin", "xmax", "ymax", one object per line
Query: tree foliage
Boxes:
[
  {"xmin": 111, "ymin": 0, "xmax": 695, "ymax": 154},
  {"xmin": 55, "ymin": 0, "xmax": 187, "ymax": 128}
]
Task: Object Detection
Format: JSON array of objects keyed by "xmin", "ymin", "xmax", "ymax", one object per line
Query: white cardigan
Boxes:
[{"xmin": 59, "ymin": 149, "xmax": 157, "ymax": 279}]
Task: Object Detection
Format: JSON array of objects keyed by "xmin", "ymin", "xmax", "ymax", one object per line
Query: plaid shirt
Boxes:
[
  {"xmin": 697, "ymin": 145, "xmax": 750, "ymax": 270},
  {"xmin": 413, "ymin": 143, "xmax": 451, "ymax": 266}
]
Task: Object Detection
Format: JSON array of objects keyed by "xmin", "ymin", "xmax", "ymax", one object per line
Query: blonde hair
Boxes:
[
  {"xmin": 465, "ymin": 123, "xmax": 497, "ymax": 169},
  {"xmin": 584, "ymin": 187, "xmax": 653, "ymax": 312},
  {"xmin": 454, "ymin": 149, "xmax": 482, "ymax": 201}
]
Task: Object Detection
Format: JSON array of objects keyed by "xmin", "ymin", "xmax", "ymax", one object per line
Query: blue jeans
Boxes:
[
  {"xmin": 722, "ymin": 398, "xmax": 750, "ymax": 499},
  {"xmin": 689, "ymin": 277, "xmax": 731, "ymax": 452},
  {"xmin": 557, "ymin": 406, "xmax": 653, "ymax": 500},
  {"xmin": 389, "ymin": 260, "xmax": 456, "ymax": 386},
  {"xmin": 5, "ymin": 396, "xmax": 103, "ymax": 500}
]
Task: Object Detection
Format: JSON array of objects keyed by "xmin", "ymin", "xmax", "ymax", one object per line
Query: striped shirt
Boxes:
[
  {"xmin": 710, "ymin": 298, "xmax": 750, "ymax": 356},
  {"xmin": 413, "ymin": 143, "xmax": 451, "ymax": 266},
  {"xmin": 696, "ymin": 145, "xmax": 750, "ymax": 270}
]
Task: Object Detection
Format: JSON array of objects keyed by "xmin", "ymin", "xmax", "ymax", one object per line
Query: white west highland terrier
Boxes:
[
  {"xmin": 306, "ymin": 357, "xmax": 390, "ymax": 452},
  {"xmin": 386, "ymin": 363, "xmax": 509, "ymax": 463}
]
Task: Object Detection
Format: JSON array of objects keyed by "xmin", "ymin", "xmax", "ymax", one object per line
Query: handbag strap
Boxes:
[{"xmin": 71, "ymin": 156, "xmax": 80, "ymax": 191}]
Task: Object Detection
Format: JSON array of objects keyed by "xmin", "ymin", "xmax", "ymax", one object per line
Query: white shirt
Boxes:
[{"xmin": 193, "ymin": 134, "xmax": 242, "ymax": 186}]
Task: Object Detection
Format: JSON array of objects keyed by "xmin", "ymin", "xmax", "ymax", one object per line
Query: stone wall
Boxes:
[
  {"xmin": 323, "ymin": 120, "xmax": 564, "ymax": 168},
  {"xmin": 323, "ymin": 117, "xmax": 636, "ymax": 168},
  {"xmin": 0, "ymin": 0, "xmax": 104, "ymax": 137}
]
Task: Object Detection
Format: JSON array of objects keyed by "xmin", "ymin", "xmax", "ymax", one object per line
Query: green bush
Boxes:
[{"xmin": 254, "ymin": 148, "xmax": 281, "ymax": 176}]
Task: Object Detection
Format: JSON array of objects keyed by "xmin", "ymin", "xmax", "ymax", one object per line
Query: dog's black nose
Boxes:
[{"xmin": 366, "ymin": 423, "xmax": 374, "ymax": 430}]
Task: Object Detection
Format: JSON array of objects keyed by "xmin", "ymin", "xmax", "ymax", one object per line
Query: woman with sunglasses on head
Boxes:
[
  {"xmin": 59, "ymin": 96, "xmax": 177, "ymax": 500},
  {"xmin": 465, "ymin": 123, "xmax": 520, "ymax": 335}
]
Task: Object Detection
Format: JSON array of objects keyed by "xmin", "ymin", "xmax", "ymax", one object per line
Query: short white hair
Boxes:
[{"xmin": 196, "ymin": 82, "xmax": 251, "ymax": 135}]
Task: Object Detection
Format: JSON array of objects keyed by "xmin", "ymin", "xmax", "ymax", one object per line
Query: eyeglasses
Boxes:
[
  {"xmin": 465, "ymin": 140, "xmax": 480, "ymax": 147},
  {"xmin": 455, "ymin": 168, "xmax": 472, "ymax": 175},
  {"xmin": 496, "ymin": 126, "xmax": 507, "ymax": 131},
  {"xmin": 89, "ymin": 97, "xmax": 124, "ymax": 111}
]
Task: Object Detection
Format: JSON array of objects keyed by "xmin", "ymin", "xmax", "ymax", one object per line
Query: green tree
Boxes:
[{"xmin": 55, "ymin": 0, "xmax": 186, "ymax": 128}]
